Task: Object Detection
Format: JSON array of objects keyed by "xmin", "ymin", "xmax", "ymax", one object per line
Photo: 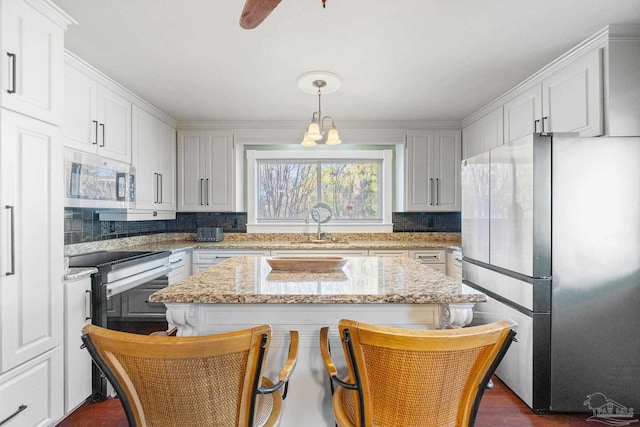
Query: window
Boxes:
[
  {"xmin": 257, "ymin": 160, "xmax": 381, "ymax": 221},
  {"xmin": 247, "ymin": 150, "xmax": 393, "ymax": 233}
]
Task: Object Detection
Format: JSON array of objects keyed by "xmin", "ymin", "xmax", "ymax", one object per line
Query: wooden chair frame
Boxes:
[
  {"xmin": 320, "ymin": 319, "xmax": 516, "ymax": 427},
  {"xmin": 82, "ymin": 324, "xmax": 299, "ymax": 427}
]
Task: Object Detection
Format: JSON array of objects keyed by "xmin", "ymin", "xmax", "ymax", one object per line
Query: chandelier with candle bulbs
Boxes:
[{"xmin": 297, "ymin": 71, "xmax": 342, "ymax": 147}]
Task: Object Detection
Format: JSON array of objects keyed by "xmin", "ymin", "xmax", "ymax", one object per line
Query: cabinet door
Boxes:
[
  {"xmin": 177, "ymin": 130, "xmax": 207, "ymax": 211},
  {"xmin": 431, "ymin": 130, "xmax": 461, "ymax": 211},
  {"xmin": 0, "ymin": 347, "xmax": 64, "ymax": 427},
  {"xmin": 462, "ymin": 107, "xmax": 503, "ymax": 159},
  {"xmin": 157, "ymin": 120, "xmax": 176, "ymax": 211},
  {"xmin": 503, "ymin": 84, "xmax": 543, "ymax": 143},
  {"xmin": 63, "ymin": 64, "xmax": 98, "ymax": 153},
  {"xmin": 97, "ymin": 84, "xmax": 132, "ymax": 163},
  {"xmin": 0, "ymin": 0, "xmax": 64, "ymax": 124},
  {"xmin": 131, "ymin": 105, "xmax": 158, "ymax": 210},
  {"xmin": 205, "ymin": 131, "xmax": 234, "ymax": 211},
  {"xmin": 0, "ymin": 110, "xmax": 63, "ymax": 372},
  {"xmin": 405, "ymin": 132, "xmax": 434, "ymax": 211},
  {"xmin": 542, "ymin": 48, "xmax": 603, "ymax": 136},
  {"xmin": 63, "ymin": 278, "xmax": 92, "ymax": 414}
]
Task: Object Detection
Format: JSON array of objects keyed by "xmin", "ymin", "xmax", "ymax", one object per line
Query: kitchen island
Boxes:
[{"xmin": 149, "ymin": 256, "xmax": 485, "ymax": 427}]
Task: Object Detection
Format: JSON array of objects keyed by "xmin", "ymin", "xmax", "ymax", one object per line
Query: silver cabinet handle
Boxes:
[
  {"xmin": 92, "ymin": 120, "xmax": 98, "ymax": 145},
  {"xmin": 84, "ymin": 290, "xmax": 92, "ymax": 321},
  {"xmin": 159, "ymin": 174, "xmax": 163, "ymax": 204},
  {"xmin": 154, "ymin": 173, "xmax": 158, "ymax": 203},
  {"xmin": 5, "ymin": 205, "xmax": 15, "ymax": 276},
  {"xmin": 534, "ymin": 119, "xmax": 540, "ymax": 133},
  {"xmin": 418, "ymin": 255, "xmax": 438, "ymax": 260},
  {"xmin": 6, "ymin": 53, "xmax": 16, "ymax": 94},
  {"xmin": 206, "ymin": 178, "xmax": 209, "ymax": 205},
  {"xmin": 541, "ymin": 116, "xmax": 548, "ymax": 135},
  {"xmin": 99, "ymin": 123, "xmax": 105, "ymax": 147},
  {"xmin": 436, "ymin": 178, "xmax": 440, "ymax": 206},
  {"xmin": 6, "ymin": 52, "xmax": 16, "ymax": 94},
  {"xmin": 200, "ymin": 178, "xmax": 204, "ymax": 205},
  {"xmin": 429, "ymin": 178, "xmax": 434, "ymax": 205},
  {"xmin": 0, "ymin": 404, "xmax": 27, "ymax": 425},
  {"xmin": 169, "ymin": 258, "xmax": 183, "ymax": 265}
]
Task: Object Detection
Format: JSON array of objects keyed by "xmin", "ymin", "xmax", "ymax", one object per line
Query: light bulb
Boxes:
[
  {"xmin": 301, "ymin": 132, "xmax": 317, "ymax": 147},
  {"xmin": 325, "ymin": 127, "xmax": 342, "ymax": 145}
]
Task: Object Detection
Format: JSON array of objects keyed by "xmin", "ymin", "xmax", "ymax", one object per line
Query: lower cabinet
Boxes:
[
  {"xmin": 0, "ymin": 346, "xmax": 63, "ymax": 427},
  {"xmin": 63, "ymin": 277, "xmax": 92, "ymax": 416},
  {"xmin": 409, "ymin": 249, "xmax": 447, "ymax": 274},
  {"xmin": 168, "ymin": 250, "xmax": 192, "ymax": 285},
  {"xmin": 193, "ymin": 249, "xmax": 271, "ymax": 273}
]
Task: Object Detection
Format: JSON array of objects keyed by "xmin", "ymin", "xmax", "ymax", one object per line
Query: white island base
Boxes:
[{"xmin": 166, "ymin": 302, "xmax": 475, "ymax": 427}]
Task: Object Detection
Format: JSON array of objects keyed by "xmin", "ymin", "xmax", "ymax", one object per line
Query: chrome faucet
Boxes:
[{"xmin": 304, "ymin": 208, "xmax": 327, "ymax": 241}]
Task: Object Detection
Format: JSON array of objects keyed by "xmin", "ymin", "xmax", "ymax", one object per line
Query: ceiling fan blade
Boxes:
[{"xmin": 239, "ymin": 0, "xmax": 283, "ymax": 29}]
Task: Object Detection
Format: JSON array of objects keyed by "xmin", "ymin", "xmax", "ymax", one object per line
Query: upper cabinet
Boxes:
[
  {"xmin": 406, "ymin": 130, "xmax": 461, "ymax": 212},
  {"xmin": 464, "ymin": 24, "xmax": 640, "ymax": 157},
  {"xmin": 0, "ymin": 0, "xmax": 70, "ymax": 125},
  {"xmin": 63, "ymin": 58, "xmax": 132, "ymax": 163},
  {"xmin": 541, "ymin": 48, "xmax": 603, "ymax": 136},
  {"xmin": 177, "ymin": 130, "xmax": 234, "ymax": 212},
  {"xmin": 131, "ymin": 105, "xmax": 176, "ymax": 217},
  {"xmin": 462, "ymin": 107, "xmax": 503, "ymax": 159}
]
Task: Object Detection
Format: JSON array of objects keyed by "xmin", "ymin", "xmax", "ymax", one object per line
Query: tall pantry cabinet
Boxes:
[{"xmin": 0, "ymin": 1, "xmax": 74, "ymax": 426}]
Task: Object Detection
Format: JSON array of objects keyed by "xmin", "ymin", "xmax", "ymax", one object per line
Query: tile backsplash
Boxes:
[{"xmin": 64, "ymin": 208, "xmax": 460, "ymax": 244}]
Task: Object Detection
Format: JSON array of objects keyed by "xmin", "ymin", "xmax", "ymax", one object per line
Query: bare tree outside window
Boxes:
[{"xmin": 257, "ymin": 160, "xmax": 381, "ymax": 221}]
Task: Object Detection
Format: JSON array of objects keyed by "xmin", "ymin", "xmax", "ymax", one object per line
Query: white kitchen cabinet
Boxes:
[
  {"xmin": 0, "ymin": 347, "xmax": 64, "ymax": 427},
  {"xmin": 0, "ymin": 0, "xmax": 69, "ymax": 125},
  {"xmin": 168, "ymin": 250, "xmax": 192, "ymax": 285},
  {"xmin": 63, "ymin": 277, "xmax": 92, "ymax": 415},
  {"xmin": 462, "ymin": 107, "xmax": 503, "ymax": 160},
  {"xmin": 177, "ymin": 130, "xmax": 234, "ymax": 212},
  {"xmin": 63, "ymin": 58, "xmax": 132, "ymax": 163},
  {"xmin": 541, "ymin": 48, "xmax": 603, "ymax": 136},
  {"xmin": 405, "ymin": 130, "xmax": 461, "ymax": 211},
  {"xmin": 503, "ymin": 85, "xmax": 543, "ymax": 144},
  {"xmin": 270, "ymin": 249, "xmax": 369, "ymax": 257},
  {"xmin": 367, "ymin": 249, "xmax": 409, "ymax": 257},
  {"xmin": 408, "ymin": 249, "xmax": 446, "ymax": 273},
  {"xmin": 131, "ymin": 105, "xmax": 176, "ymax": 217},
  {"xmin": 193, "ymin": 249, "xmax": 270, "ymax": 272},
  {"xmin": 0, "ymin": 110, "xmax": 63, "ymax": 372}
]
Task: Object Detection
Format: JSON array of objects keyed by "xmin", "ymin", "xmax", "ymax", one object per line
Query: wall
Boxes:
[{"xmin": 64, "ymin": 208, "xmax": 460, "ymax": 244}]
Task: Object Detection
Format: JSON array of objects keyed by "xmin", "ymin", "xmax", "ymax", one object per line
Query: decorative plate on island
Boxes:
[{"xmin": 266, "ymin": 256, "xmax": 348, "ymax": 271}]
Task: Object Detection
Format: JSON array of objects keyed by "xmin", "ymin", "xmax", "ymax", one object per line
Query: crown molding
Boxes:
[{"xmin": 25, "ymin": 0, "xmax": 77, "ymax": 29}]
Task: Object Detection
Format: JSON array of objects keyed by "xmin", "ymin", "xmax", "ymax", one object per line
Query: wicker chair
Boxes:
[
  {"xmin": 81, "ymin": 324, "xmax": 299, "ymax": 427},
  {"xmin": 320, "ymin": 319, "xmax": 517, "ymax": 427}
]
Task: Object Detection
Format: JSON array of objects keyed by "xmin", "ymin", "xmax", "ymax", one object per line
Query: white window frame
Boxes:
[{"xmin": 246, "ymin": 149, "xmax": 394, "ymax": 233}]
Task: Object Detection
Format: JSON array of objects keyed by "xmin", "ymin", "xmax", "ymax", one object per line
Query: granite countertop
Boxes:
[
  {"xmin": 64, "ymin": 267, "xmax": 98, "ymax": 281},
  {"xmin": 149, "ymin": 256, "xmax": 484, "ymax": 305},
  {"xmin": 127, "ymin": 240, "xmax": 456, "ymax": 251}
]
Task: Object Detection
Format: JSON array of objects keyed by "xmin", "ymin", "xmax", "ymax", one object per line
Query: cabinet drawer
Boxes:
[
  {"xmin": 193, "ymin": 249, "xmax": 270, "ymax": 264},
  {"xmin": 270, "ymin": 249, "xmax": 368, "ymax": 257},
  {"xmin": 0, "ymin": 347, "xmax": 63, "ymax": 427},
  {"xmin": 368, "ymin": 250, "xmax": 409, "ymax": 257},
  {"xmin": 409, "ymin": 249, "xmax": 445, "ymax": 264}
]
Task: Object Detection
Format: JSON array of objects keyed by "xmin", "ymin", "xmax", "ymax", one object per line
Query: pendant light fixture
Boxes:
[{"xmin": 298, "ymin": 71, "xmax": 342, "ymax": 147}]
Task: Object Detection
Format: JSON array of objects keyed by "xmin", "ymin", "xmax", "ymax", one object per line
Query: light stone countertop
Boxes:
[
  {"xmin": 64, "ymin": 267, "xmax": 98, "ymax": 281},
  {"xmin": 149, "ymin": 256, "xmax": 484, "ymax": 305}
]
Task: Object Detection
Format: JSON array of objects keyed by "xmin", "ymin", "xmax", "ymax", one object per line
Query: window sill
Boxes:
[{"xmin": 246, "ymin": 223, "xmax": 394, "ymax": 233}]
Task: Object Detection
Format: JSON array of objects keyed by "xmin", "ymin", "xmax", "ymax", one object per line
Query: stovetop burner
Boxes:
[{"xmin": 69, "ymin": 251, "xmax": 165, "ymax": 268}]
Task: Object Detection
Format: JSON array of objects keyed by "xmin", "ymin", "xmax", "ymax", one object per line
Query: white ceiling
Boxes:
[{"xmin": 52, "ymin": 0, "xmax": 640, "ymax": 124}]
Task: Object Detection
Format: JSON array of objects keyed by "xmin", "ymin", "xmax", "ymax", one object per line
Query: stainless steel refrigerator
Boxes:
[{"xmin": 461, "ymin": 133, "xmax": 640, "ymax": 412}]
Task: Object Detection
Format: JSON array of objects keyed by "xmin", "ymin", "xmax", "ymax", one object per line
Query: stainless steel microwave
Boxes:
[{"xmin": 64, "ymin": 149, "xmax": 135, "ymax": 209}]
